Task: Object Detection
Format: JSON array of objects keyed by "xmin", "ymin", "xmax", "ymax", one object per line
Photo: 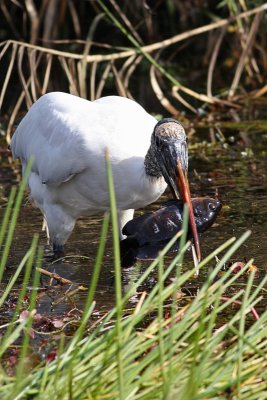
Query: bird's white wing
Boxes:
[
  {"xmin": 11, "ymin": 92, "xmax": 157, "ymax": 186},
  {"xmin": 11, "ymin": 93, "xmax": 91, "ymax": 185}
]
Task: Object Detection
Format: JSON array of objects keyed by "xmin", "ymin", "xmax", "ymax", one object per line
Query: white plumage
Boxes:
[{"xmin": 11, "ymin": 92, "xmax": 170, "ymax": 251}]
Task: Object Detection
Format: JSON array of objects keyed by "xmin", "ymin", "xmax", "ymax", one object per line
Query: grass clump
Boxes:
[{"xmin": 0, "ymin": 161, "xmax": 266, "ymax": 400}]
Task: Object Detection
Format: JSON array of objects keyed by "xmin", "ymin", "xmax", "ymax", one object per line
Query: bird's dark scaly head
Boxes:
[
  {"xmin": 192, "ymin": 197, "xmax": 222, "ymax": 233},
  {"xmin": 152, "ymin": 118, "xmax": 188, "ymax": 194},
  {"xmin": 151, "ymin": 118, "xmax": 201, "ymax": 261}
]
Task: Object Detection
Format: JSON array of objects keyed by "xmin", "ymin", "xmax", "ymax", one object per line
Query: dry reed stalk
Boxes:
[
  {"xmin": 133, "ymin": 291, "xmax": 147, "ymax": 316},
  {"xmin": 2, "ymin": 4, "xmax": 266, "ymax": 64},
  {"xmin": 6, "ymin": 90, "xmax": 28, "ymax": 146},
  {"xmin": 108, "ymin": 0, "xmax": 144, "ymax": 44},
  {"xmin": 17, "ymin": 46, "xmax": 33, "ymax": 109},
  {"xmin": 1, "ymin": 39, "xmax": 134, "ymax": 62},
  {"xmin": 77, "ymin": 60, "xmax": 87, "ymax": 99},
  {"xmin": 228, "ymin": 11, "xmax": 264, "ymax": 98},
  {"xmin": 233, "ymin": 1, "xmax": 259, "ymax": 81},
  {"xmin": 177, "ymin": 85, "xmax": 215, "ymax": 104},
  {"xmin": 67, "ymin": 0, "xmax": 82, "ymax": 37},
  {"xmin": 0, "ymin": 43, "xmax": 17, "ymax": 111},
  {"xmin": 118, "ymin": 54, "xmax": 137, "ymax": 97},
  {"xmin": 78, "ymin": 13, "xmax": 105, "ymax": 99},
  {"xmin": 36, "ymin": 267, "xmax": 73, "ymax": 285},
  {"xmin": 25, "ymin": 0, "xmax": 39, "ymax": 44},
  {"xmin": 119, "ymin": 54, "xmax": 137, "ymax": 80},
  {"xmin": 0, "ymin": 40, "xmax": 12, "ymax": 62},
  {"xmin": 6, "ymin": 51, "xmax": 51, "ymax": 145},
  {"xmin": 150, "ymin": 64, "xmax": 182, "ymax": 116},
  {"xmin": 58, "ymin": 56, "xmax": 79, "ymax": 95},
  {"xmin": 171, "ymin": 86, "xmax": 201, "ymax": 114},
  {"xmin": 207, "ymin": 27, "xmax": 227, "ymax": 98},
  {"xmin": 251, "ymin": 84, "xmax": 267, "ymax": 98},
  {"xmin": 42, "ymin": 0, "xmax": 60, "ymax": 44},
  {"xmin": 1, "ymin": 2, "xmax": 266, "ymax": 131},
  {"xmin": 41, "ymin": 54, "xmax": 53, "ymax": 95},
  {"xmin": 111, "ymin": 62, "xmax": 127, "ymax": 97},
  {"xmin": 69, "ymin": 58, "xmax": 80, "ymax": 94},
  {"xmin": 29, "ymin": 49, "xmax": 40, "ymax": 102},
  {"xmin": 95, "ymin": 62, "xmax": 112, "ymax": 99},
  {"xmin": 122, "ymin": 55, "xmax": 143, "ymax": 99},
  {"xmin": 90, "ymin": 61, "xmax": 98, "ymax": 100}
]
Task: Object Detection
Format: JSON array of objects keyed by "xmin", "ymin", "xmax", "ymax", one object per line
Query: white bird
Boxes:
[{"xmin": 11, "ymin": 92, "xmax": 200, "ymax": 259}]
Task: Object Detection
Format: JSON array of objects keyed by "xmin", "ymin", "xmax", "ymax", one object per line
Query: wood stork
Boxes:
[{"xmin": 11, "ymin": 92, "xmax": 200, "ymax": 259}]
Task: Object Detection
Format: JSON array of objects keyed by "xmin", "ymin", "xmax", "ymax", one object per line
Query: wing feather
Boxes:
[{"xmin": 11, "ymin": 92, "xmax": 157, "ymax": 186}]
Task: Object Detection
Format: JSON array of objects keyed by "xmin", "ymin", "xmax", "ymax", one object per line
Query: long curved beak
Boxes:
[
  {"xmin": 157, "ymin": 139, "xmax": 201, "ymax": 261},
  {"xmin": 176, "ymin": 160, "xmax": 201, "ymax": 261}
]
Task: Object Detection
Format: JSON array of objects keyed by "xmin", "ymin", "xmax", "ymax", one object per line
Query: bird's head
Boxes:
[
  {"xmin": 150, "ymin": 118, "xmax": 201, "ymax": 261},
  {"xmin": 152, "ymin": 119, "xmax": 188, "ymax": 195}
]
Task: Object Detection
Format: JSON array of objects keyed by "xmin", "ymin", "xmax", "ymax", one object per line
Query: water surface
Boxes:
[{"xmin": 0, "ymin": 121, "xmax": 266, "ymax": 319}]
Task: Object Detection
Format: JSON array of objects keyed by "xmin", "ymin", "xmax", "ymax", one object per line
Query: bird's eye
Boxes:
[
  {"xmin": 155, "ymin": 134, "xmax": 160, "ymax": 144},
  {"xmin": 208, "ymin": 203, "xmax": 216, "ymax": 211},
  {"xmin": 154, "ymin": 134, "xmax": 162, "ymax": 148}
]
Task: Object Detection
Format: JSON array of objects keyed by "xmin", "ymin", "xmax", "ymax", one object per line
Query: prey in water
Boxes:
[{"xmin": 120, "ymin": 197, "xmax": 222, "ymax": 267}]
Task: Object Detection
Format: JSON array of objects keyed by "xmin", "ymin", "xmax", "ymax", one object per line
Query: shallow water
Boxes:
[{"xmin": 0, "ymin": 122, "xmax": 266, "ymax": 319}]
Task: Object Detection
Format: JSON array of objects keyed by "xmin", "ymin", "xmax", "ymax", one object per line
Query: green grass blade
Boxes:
[
  {"xmin": 0, "ymin": 186, "xmax": 16, "ymax": 248},
  {"xmin": 105, "ymin": 150, "xmax": 124, "ymax": 399},
  {"xmin": 0, "ymin": 159, "xmax": 33, "ymax": 283}
]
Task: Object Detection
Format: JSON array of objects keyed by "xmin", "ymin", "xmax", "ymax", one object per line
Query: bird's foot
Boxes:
[
  {"xmin": 44, "ymin": 243, "xmax": 65, "ymax": 260},
  {"xmin": 53, "ymin": 243, "xmax": 65, "ymax": 258}
]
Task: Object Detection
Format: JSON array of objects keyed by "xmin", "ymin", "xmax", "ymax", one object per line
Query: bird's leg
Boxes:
[
  {"xmin": 52, "ymin": 243, "xmax": 65, "ymax": 256},
  {"xmin": 43, "ymin": 204, "xmax": 76, "ymax": 256},
  {"xmin": 44, "ymin": 242, "xmax": 65, "ymax": 260},
  {"xmin": 118, "ymin": 209, "xmax": 134, "ymax": 239},
  {"xmin": 42, "ymin": 217, "xmax": 50, "ymax": 245},
  {"xmin": 42, "ymin": 216, "xmax": 55, "ymax": 258}
]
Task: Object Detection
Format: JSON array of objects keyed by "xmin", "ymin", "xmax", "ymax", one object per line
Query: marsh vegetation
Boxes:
[{"xmin": 0, "ymin": 1, "xmax": 266, "ymax": 399}]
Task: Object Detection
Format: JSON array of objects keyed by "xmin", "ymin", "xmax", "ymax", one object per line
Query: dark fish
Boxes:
[{"xmin": 120, "ymin": 197, "xmax": 222, "ymax": 267}]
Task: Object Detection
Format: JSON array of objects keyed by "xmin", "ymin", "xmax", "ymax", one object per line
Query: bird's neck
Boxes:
[{"xmin": 144, "ymin": 145, "xmax": 162, "ymax": 178}]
